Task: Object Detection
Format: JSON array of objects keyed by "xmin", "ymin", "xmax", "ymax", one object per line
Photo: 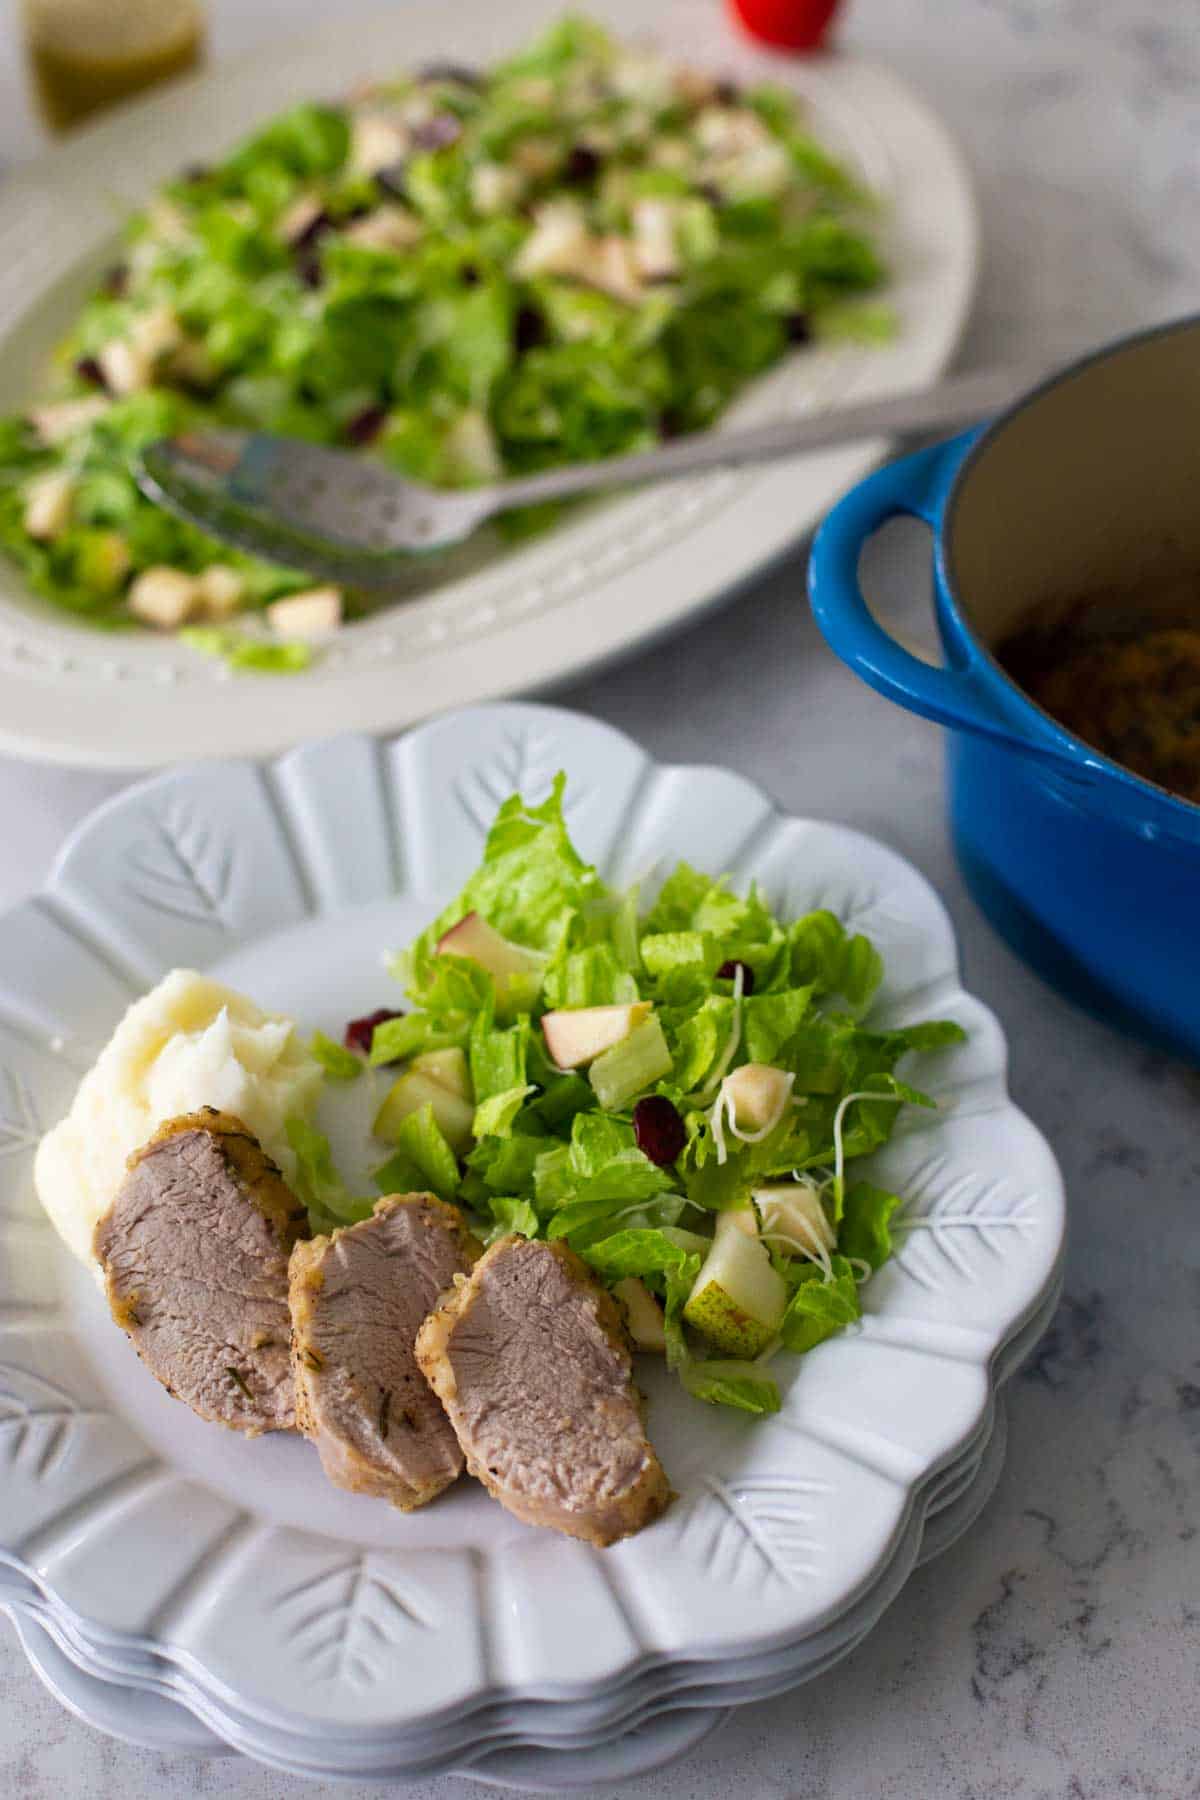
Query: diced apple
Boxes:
[
  {"xmin": 613, "ymin": 1277, "xmax": 666, "ymax": 1353},
  {"xmin": 23, "ymin": 470, "xmax": 74, "ymax": 542},
  {"xmin": 127, "ymin": 566, "xmax": 200, "ymax": 630},
  {"xmin": 410, "ymin": 1046, "xmax": 472, "ymax": 1104},
  {"xmin": 724, "ymin": 1063, "xmax": 794, "ymax": 1133},
  {"xmin": 753, "ymin": 1181, "xmax": 835, "ymax": 1258},
  {"xmin": 266, "ymin": 587, "xmax": 343, "ymax": 639},
  {"xmin": 373, "ymin": 1068, "xmax": 475, "ymax": 1154},
  {"xmin": 542, "ymin": 1002, "xmax": 651, "ymax": 1071},
  {"xmin": 683, "ymin": 1211, "xmax": 788, "ymax": 1358},
  {"xmin": 435, "ymin": 912, "xmax": 545, "ymax": 1015}
]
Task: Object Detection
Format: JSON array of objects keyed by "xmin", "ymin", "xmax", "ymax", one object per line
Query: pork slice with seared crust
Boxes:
[
  {"xmin": 92, "ymin": 1108, "xmax": 306, "ymax": 1435},
  {"xmin": 416, "ymin": 1235, "xmax": 671, "ymax": 1545},
  {"xmin": 289, "ymin": 1193, "xmax": 480, "ymax": 1511}
]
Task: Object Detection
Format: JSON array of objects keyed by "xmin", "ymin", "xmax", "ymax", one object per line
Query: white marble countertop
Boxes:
[{"xmin": 2, "ymin": 2, "xmax": 1198, "ymax": 1795}]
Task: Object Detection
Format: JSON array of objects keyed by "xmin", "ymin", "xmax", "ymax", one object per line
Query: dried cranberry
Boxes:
[
  {"xmin": 344, "ymin": 405, "xmax": 387, "ymax": 447},
  {"xmin": 659, "ymin": 407, "xmax": 687, "ymax": 441},
  {"xmin": 102, "ymin": 264, "xmax": 129, "ymax": 298},
  {"xmin": 74, "ymin": 355, "xmax": 107, "ymax": 390},
  {"xmin": 295, "ymin": 247, "xmax": 324, "ymax": 289},
  {"xmin": 291, "ymin": 208, "xmax": 332, "ymax": 250},
  {"xmin": 344, "ymin": 1008, "xmax": 405, "ymax": 1057},
  {"xmin": 717, "ymin": 959, "xmax": 756, "ymax": 994},
  {"xmin": 412, "ymin": 113, "xmax": 462, "ymax": 152},
  {"xmin": 633, "ymin": 1096, "xmax": 687, "ymax": 1167},
  {"xmin": 514, "ymin": 304, "xmax": 547, "ymax": 351},
  {"xmin": 417, "ymin": 61, "xmax": 481, "ymax": 87},
  {"xmin": 375, "ymin": 161, "xmax": 408, "ymax": 200},
  {"xmin": 785, "ymin": 311, "xmax": 812, "ymax": 345},
  {"xmin": 563, "ymin": 144, "xmax": 601, "ymax": 184}
]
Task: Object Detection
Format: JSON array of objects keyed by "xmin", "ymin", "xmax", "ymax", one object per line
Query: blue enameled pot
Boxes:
[{"xmin": 808, "ymin": 318, "xmax": 1200, "ymax": 1063}]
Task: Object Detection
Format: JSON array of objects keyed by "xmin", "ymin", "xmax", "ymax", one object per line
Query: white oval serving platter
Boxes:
[{"xmin": 0, "ymin": 0, "xmax": 977, "ymax": 766}]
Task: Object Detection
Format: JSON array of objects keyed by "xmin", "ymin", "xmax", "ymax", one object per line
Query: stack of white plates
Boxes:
[{"xmin": 0, "ymin": 707, "xmax": 1065, "ymax": 1787}]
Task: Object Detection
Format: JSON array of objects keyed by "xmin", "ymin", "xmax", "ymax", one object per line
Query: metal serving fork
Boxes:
[{"xmin": 138, "ymin": 364, "xmax": 1041, "ymax": 589}]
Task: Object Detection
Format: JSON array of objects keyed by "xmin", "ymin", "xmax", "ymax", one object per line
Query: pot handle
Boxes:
[{"xmin": 809, "ymin": 432, "xmax": 1071, "ymax": 765}]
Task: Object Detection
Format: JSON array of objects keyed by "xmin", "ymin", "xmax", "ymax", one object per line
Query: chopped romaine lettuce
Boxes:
[
  {"xmin": 0, "ymin": 16, "xmax": 886, "ymax": 646},
  {"xmin": 370, "ymin": 775, "xmax": 963, "ymax": 1415}
]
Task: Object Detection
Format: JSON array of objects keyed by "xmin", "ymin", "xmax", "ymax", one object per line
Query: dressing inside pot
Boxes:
[
  {"xmin": 996, "ymin": 583, "xmax": 1200, "ymax": 804},
  {"xmin": 943, "ymin": 319, "xmax": 1200, "ymax": 804}
]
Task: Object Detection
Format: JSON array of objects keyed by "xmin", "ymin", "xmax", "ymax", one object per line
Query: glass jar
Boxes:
[{"xmin": 23, "ymin": 0, "xmax": 205, "ymax": 133}]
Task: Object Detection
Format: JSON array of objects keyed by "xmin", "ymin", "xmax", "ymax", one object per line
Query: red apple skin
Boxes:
[
  {"xmin": 726, "ymin": 0, "xmax": 841, "ymax": 52},
  {"xmin": 541, "ymin": 1003, "xmax": 650, "ymax": 1071},
  {"xmin": 435, "ymin": 911, "xmax": 542, "ymax": 979}
]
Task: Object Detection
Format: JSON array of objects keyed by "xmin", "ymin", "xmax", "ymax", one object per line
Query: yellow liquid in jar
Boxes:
[{"xmin": 24, "ymin": 0, "xmax": 204, "ymax": 132}]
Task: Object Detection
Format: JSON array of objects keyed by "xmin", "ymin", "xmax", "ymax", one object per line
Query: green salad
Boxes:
[
  {"xmin": 0, "ymin": 14, "xmax": 886, "ymax": 657},
  {"xmin": 291, "ymin": 778, "xmax": 962, "ymax": 1418}
]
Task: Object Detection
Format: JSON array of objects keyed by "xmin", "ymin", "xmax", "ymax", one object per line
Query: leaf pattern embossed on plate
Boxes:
[
  {"xmin": 0, "ymin": 1363, "xmax": 107, "ymax": 1481},
  {"xmin": 454, "ymin": 728, "xmax": 587, "ymax": 838},
  {"xmin": 674, "ymin": 1473, "xmax": 830, "ymax": 1589},
  {"xmin": 887, "ymin": 1152, "xmax": 1042, "ymax": 1295},
  {"xmin": 125, "ymin": 803, "xmax": 233, "ymax": 931},
  {"xmin": 0, "ymin": 1068, "xmax": 40, "ymax": 1160},
  {"xmin": 270, "ymin": 1556, "xmax": 433, "ymax": 1689}
]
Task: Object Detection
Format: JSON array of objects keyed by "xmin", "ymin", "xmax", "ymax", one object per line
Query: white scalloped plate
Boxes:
[
  {"xmin": 0, "ymin": 0, "xmax": 977, "ymax": 768},
  {"xmin": 0, "ymin": 1396, "xmax": 1015, "ymax": 1787},
  {"xmin": 0, "ymin": 704, "xmax": 1065, "ymax": 1765}
]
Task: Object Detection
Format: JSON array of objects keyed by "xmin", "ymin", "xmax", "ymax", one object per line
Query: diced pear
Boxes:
[
  {"xmin": 373, "ymin": 1068, "xmax": 474, "ymax": 1153},
  {"xmin": 127, "ymin": 566, "xmax": 200, "ymax": 630},
  {"xmin": 27, "ymin": 396, "xmax": 110, "ymax": 446},
  {"xmin": 194, "ymin": 564, "xmax": 246, "ymax": 620},
  {"xmin": 97, "ymin": 337, "xmax": 151, "ymax": 397},
  {"xmin": 435, "ymin": 912, "xmax": 545, "ymax": 1014},
  {"xmin": 753, "ymin": 1181, "xmax": 835, "ymax": 1258},
  {"xmin": 23, "ymin": 470, "xmax": 74, "ymax": 542},
  {"xmin": 472, "ymin": 160, "xmax": 527, "ymax": 216},
  {"xmin": 266, "ymin": 587, "xmax": 342, "ymax": 639},
  {"xmin": 614, "ymin": 1277, "xmax": 666, "ymax": 1353},
  {"xmin": 343, "ymin": 206, "xmax": 423, "ymax": 253},
  {"xmin": 350, "ymin": 112, "xmax": 410, "ymax": 177},
  {"xmin": 724, "ymin": 1062, "xmax": 794, "ymax": 1133},
  {"xmin": 542, "ymin": 1002, "xmax": 651, "ymax": 1071},
  {"xmin": 683, "ymin": 1211, "xmax": 788, "ymax": 1357},
  {"xmin": 410, "ymin": 1046, "xmax": 472, "ymax": 1104}
]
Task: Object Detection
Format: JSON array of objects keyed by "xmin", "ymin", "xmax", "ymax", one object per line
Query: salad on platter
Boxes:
[{"xmin": 0, "ymin": 15, "xmax": 887, "ymax": 668}]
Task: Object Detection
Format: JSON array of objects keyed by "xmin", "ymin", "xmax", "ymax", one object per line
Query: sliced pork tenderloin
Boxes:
[
  {"xmin": 415, "ymin": 1235, "xmax": 671, "ymax": 1545},
  {"xmin": 92, "ymin": 1108, "xmax": 306, "ymax": 1434},
  {"xmin": 289, "ymin": 1193, "xmax": 480, "ymax": 1511}
]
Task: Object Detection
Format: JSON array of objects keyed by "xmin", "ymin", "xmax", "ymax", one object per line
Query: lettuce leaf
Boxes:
[
  {"xmin": 779, "ymin": 1256, "xmax": 861, "ymax": 1354},
  {"xmin": 310, "ymin": 1030, "xmax": 362, "ymax": 1082},
  {"xmin": 372, "ymin": 1102, "xmax": 460, "ymax": 1199},
  {"xmin": 285, "ymin": 1117, "xmax": 373, "ymax": 1232}
]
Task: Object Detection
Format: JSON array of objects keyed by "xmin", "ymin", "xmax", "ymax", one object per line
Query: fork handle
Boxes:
[{"xmin": 492, "ymin": 364, "xmax": 1050, "ymax": 511}]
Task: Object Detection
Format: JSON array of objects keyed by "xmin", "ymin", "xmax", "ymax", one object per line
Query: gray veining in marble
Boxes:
[{"xmin": 1, "ymin": 1, "xmax": 1198, "ymax": 1795}]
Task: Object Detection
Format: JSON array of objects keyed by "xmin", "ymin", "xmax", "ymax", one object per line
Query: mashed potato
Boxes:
[{"xmin": 35, "ymin": 968, "xmax": 322, "ymax": 1267}]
